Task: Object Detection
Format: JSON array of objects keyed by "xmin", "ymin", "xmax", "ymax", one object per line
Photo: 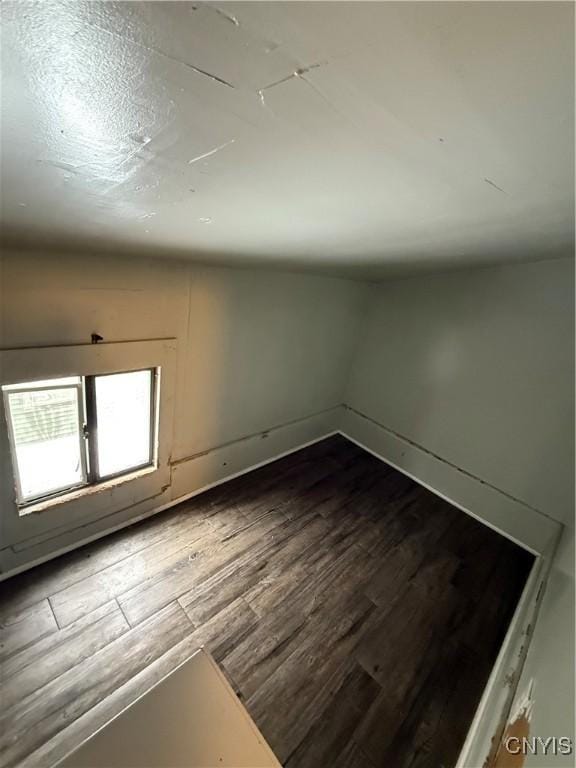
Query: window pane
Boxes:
[
  {"xmin": 3, "ymin": 376, "xmax": 81, "ymax": 392},
  {"xmin": 4, "ymin": 385, "xmax": 85, "ymax": 502},
  {"xmin": 95, "ymin": 370, "xmax": 153, "ymax": 478}
]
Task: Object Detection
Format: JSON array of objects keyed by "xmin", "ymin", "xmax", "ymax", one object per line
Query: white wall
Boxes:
[
  {"xmin": 0, "ymin": 249, "xmax": 367, "ymax": 572},
  {"xmin": 346, "ymin": 257, "xmax": 574, "ymax": 528}
]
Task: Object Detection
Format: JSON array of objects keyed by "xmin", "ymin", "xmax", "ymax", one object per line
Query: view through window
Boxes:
[{"xmin": 2, "ymin": 369, "xmax": 157, "ymax": 505}]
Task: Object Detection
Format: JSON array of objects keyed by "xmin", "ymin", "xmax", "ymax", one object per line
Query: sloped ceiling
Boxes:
[{"xmin": 1, "ymin": 1, "xmax": 573, "ymax": 278}]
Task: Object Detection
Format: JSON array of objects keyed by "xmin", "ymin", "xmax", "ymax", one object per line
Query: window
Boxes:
[{"xmin": 2, "ymin": 369, "xmax": 158, "ymax": 506}]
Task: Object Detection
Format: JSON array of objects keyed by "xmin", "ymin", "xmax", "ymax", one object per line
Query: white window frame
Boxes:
[
  {"xmin": 2, "ymin": 369, "xmax": 158, "ymax": 507},
  {"xmin": 3, "ymin": 377, "xmax": 88, "ymax": 504},
  {"xmin": 0, "ymin": 341, "xmax": 176, "ymax": 550}
]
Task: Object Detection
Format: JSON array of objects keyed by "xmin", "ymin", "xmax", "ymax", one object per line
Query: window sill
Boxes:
[{"xmin": 19, "ymin": 465, "xmax": 158, "ymax": 516}]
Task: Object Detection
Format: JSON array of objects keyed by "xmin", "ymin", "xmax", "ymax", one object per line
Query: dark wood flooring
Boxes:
[{"xmin": 0, "ymin": 435, "xmax": 533, "ymax": 768}]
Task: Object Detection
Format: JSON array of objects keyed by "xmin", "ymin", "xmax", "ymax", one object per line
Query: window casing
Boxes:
[{"xmin": 2, "ymin": 368, "xmax": 158, "ymax": 507}]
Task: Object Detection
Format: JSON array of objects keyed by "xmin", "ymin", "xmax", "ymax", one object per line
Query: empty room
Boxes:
[{"xmin": 0, "ymin": 2, "xmax": 574, "ymax": 767}]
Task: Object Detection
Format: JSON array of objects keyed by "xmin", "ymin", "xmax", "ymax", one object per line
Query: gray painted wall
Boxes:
[
  {"xmin": 345, "ymin": 256, "xmax": 575, "ymax": 757},
  {"xmin": 346, "ymin": 257, "xmax": 574, "ymax": 526},
  {"xmin": 1, "ymin": 250, "xmax": 367, "ymax": 466}
]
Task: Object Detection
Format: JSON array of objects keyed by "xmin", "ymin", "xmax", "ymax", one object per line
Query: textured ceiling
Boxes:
[{"xmin": 1, "ymin": 1, "xmax": 574, "ymax": 278}]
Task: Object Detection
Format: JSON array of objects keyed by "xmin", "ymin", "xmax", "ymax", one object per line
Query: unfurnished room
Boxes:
[{"xmin": 0, "ymin": 2, "xmax": 574, "ymax": 767}]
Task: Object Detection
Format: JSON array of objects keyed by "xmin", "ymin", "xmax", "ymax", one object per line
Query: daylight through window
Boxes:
[{"xmin": 2, "ymin": 369, "xmax": 157, "ymax": 506}]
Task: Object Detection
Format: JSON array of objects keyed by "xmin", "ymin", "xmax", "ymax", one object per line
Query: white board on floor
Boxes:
[{"xmin": 55, "ymin": 649, "xmax": 281, "ymax": 768}]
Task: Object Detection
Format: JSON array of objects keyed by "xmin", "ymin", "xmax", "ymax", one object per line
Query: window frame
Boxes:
[
  {"xmin": 2, "ymin": 367, "xmax": 158, "ymax": 508},
  {"xmin": 87, "ymin": 367, "xmax": 158, "ymax": 484},
  {"xmin": 3, "ymin": 377, "xmax": 88, "ymax": 505}
]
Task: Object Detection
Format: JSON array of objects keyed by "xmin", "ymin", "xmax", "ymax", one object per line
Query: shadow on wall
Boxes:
[
  {"xmin": 174, "ymin": 265, "xmax": 365, "ymax": 486},
  {"xmin": 174, "ymin": 271, "xmax": 228, "ymax": 486},
  {"xmin": 346, "ymin": 258, "xmax": 575, "ymax": 523}
]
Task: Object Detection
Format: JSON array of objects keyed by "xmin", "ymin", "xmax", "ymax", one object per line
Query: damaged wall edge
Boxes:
[
  {"xmin": 455, "ymin": 533, "xmax": 559, "ymax": 768},
  {"xmin": 492, "ymin": 527, "xmax": 575, "ymax": 768},
  {"xmin": 338, "ymin": 406, "xmax": 571, "ymax": 768}
]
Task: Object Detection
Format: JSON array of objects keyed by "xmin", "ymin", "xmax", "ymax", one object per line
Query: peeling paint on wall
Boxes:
[{"xmin": 490, "ymin": 682, "xmax": 534, "ymax": 767}]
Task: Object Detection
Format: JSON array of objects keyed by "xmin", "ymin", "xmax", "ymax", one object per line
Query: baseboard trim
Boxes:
[
  {"xmin": 337, "ymin": 421, "xmax": 561, "ymax": 768},
  {"xmin": 339, "ymin": 408, "xmax": 561, "ymax": 555},
  {"xmin": 163, "ymin": 429, "xmax": 340, "ymax": 513},
  {"xmin": 169, "ymin": 406, "xmax": 343, "ymax": 501},
  {"xmin": 455, "ymin": 532, "xmax": 559, "ymax": 768},
  {"xmin": 0, "ymin": 426, "xmax": 340, "ymax": 582},
  {"xmin": 1, "ymin": 417, "xmax": 562, "ymax": 768}
]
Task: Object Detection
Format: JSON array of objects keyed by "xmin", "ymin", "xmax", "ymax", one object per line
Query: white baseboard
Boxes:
[
  {"xmin": 338, "ymin": 413, "xmax": 562, "ymax": 768},
  {"xmin": 339, "ymin": 408, "xmax": 561, "ymax": 555},
  {"xmin": 0, "ymin": 407, "xmax": 559, "ymax": 767},
  {"xmin": 455, "ymin": 532, "xmax": 559, "ymax": 768},
  {"xmin": 2, "ymin": 406, "xmax": 560, "ymax": 577},
  {"xmin": 169, "ymin": 406, "xmax": 342, "ymax": 502},
  {"xmin": 0, "ymin": 407, "xmax": 343, "ymax": 581},
  {"xmin": 165, "ymin": 428, "xmax": 341, "ymax": 514}
]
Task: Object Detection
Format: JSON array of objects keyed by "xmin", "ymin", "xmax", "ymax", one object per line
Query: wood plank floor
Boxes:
[{"xmin": 0, "ymin": 435, "xmax": 533, "ymax": 768}]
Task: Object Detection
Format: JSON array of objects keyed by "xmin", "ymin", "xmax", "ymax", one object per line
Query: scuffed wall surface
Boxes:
[{"xmin": 346, "ymin": 257, "xmax": 575, "ymax": 525}]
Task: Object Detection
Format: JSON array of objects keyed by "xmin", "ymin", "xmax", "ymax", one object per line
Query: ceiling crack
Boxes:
[
  {"xmin": 484, "ymin": 177, "xmax": 508, "ymax": 194},
  {"xmin": 257, "ymin": 62, "xmax": 326, "ymax": 94},
  {"xmin": 211, "ymin": 6, "xmax": 240, "ymax": 26},
  {"xmin": 86, "ymin": 19, "xmax": 234, "ymax": 88},
  {"xmin": 181, "ymin": 61, "xmax": 234, "ymax": 88},
  {"xmin": 188, "ymin": 139, "xmax": 236, "ymax": 165}
]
